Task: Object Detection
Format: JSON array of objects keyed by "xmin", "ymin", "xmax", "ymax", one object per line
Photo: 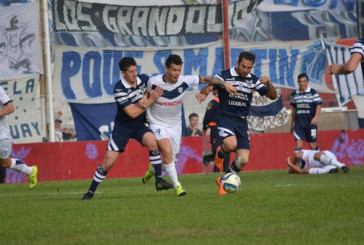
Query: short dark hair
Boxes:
[
  {"xmin": 297, "ymin": 73, "xmax": 309, "ymax": 81},
  {"xmin": 166, "ymin": 54, "xmax": 183, "ymax": 68},
  {"xmin": 189, "ymin": 113, "xmax": 199, "ymax": 120},
  {"xmin": 238, "ymin": 51, "xmax": 255, "ymax": 64},
  {"xmin": 119, "ymin": 57, "xmax": 137, "ymax": 72}
]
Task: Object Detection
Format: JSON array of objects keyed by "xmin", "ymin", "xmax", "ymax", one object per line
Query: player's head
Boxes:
[
  {"xmin": 297, "ymin": 73, "xmax": 309, "ymax": 92},
  {"xmin": 165, "ymin": 54, "xmax": 183, "ymax": 83},
  {"xmin": 236, "ymin": 51, "xmax": 255, "ymax": 78},
  {"xmin": 119, "ymin": 57, "xmax": 138, "ymax": 84}
]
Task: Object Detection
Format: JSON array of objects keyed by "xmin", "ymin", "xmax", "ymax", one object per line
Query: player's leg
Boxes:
[
  {"xmin": 81, "ymin": 129, "xmax": 128, "ymax": 200},
  {"xmin": 317, "ymin": 151, "xmax": 349, "ymax": 173},
  {"xmin": 167, "ymin": 126, "xmax": 187, "ymax": 196},
  {"xmin": 308, "ymin": 165, "xmax": 338, "ymax": 174},
  {"xmin": 81, "ymin": 150, "xmax": 119, "ymax": 200},
  {"xmin": 214, "ymin": 119, "xmax": 237, "ymax": 170},
  {"xmin": 293, "ymin": 125, "xmax": 304, "ymax": 153},
  {"xmin": 307, "ymin": 124, "xmax": 318, "ymax": 150},
  {"xmin": 141, "ymin": 131, "xmax": 173, "ymax": 190},
  {"xmin": 0, "ymin": 138, "xmax": 37, "ymax": 189}
]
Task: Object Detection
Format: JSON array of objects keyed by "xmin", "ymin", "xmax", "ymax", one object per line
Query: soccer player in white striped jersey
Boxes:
[
  {"xmin": 330, "ymin": 38, "xmax": 364, "ymax": 75},
  {"xmin": 286, "ymin": 149, "xmax": 350, "ymax": 174},
  {"xmin": 142, "ymin": 54, "xmax": 236, "ymax": 196},
  {"xmin": 0, "ymin": 85, "xmax": 38, "ymax": 189}
]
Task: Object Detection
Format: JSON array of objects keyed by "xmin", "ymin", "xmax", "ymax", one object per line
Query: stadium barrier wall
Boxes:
[{"xmin": 5, "ymin": 129, "xmax": 364, "ymax": 184}]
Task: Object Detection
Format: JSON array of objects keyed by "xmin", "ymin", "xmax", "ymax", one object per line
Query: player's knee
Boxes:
[
  {"xmin": 235, "ymin": 154, "xmax": 248, "ymax": 168},
  {"xmin": 319, "ymin": 154, "xmax": 332, "ymax": 165}
]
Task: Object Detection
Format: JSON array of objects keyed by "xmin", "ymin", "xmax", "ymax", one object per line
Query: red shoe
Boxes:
[
  {"xmin": 216, "ymin": 176, "xmax": 226, "ymax": 195},
  {"xmin": 214, "ymin": 146, "xmax": 224, "ymax": 172}
]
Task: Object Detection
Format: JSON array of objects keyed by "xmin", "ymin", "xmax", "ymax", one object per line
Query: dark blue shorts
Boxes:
[
  {"xmin": 217, "ymin": 117, "xmax": 250, "ymax": 150},
  {"xmin": 108, "ymin": 123, "xmax": 153, "ymax": 153},
  {"xmin": 293, "ymin": 124, "xmax": 317, "ymax": 143}
]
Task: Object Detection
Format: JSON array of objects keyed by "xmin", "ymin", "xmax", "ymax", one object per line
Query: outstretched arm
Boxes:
[
  {"xmin": 200, "ymin": 76, "xmax": 237, "ymax": 96},
  {"xmin": 330, "ymin": 53, "xmax": 362, "ymax": 75}
]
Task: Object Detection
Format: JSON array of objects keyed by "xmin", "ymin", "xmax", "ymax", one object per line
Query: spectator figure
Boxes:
[{"xmin": 185, "ymin": 113, "xmax": 202, "ymax": 137}]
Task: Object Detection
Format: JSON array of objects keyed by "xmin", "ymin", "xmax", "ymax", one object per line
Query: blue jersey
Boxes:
[
  {"xmin": 290, "ymin": 87, "xmax": 322, "ymax": 127},
  {"xmin": 113, "ymin": 74, "xmax": 149, "ymax": 126},
  {"xmin": 351, "ymin": 38, "xmax": 364, "ymax": 72},
  {"xmin": 214, "ymin": 67, "xmax": 268, "ymax": 120}
]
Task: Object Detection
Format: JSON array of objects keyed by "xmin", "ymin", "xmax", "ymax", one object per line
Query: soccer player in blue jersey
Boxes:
[
  {"xmin": 198, "ymin": 51, "xmax": 277, "ymax": 195},
  {"xmin": 81, "ymin": 57, "xmax": 173, "ymax": 200},
  {"xmin": 329, "ymin": 38, "xmax": 364, "ymax": 75},
  {"xmin": 289, "ymin": 73, "xmax": 322, "ymax": 152}
]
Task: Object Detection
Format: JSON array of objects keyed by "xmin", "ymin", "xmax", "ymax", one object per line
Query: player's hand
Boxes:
[
  {"xmin": 260, "ymin": 76, "xmax": 271, "ymax": 85},
  {"xmin": 329, "ymin": 64, "xmax": 340, "ymax": 75},
  {"xmin": 223, "ymin": 82, "xmax": 237, "ymax": 95},
  {"xmin": 150, "ymin": 87, "xmax": 163, "ymax": 101},
  {"xmin": 310, "ymin": 118, "xmax": 318, "ymax": 125},
  {"xmin": 138, "ymin": 98, "xmax": 147, "ymax": 109},
  {"xmin": 195, "ymin": 93, "xmax": 207, "ymax": 103}
]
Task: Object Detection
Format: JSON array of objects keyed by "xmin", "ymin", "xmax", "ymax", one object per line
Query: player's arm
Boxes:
[
  {"xmin": 310, "ymin": 104, "xmax": 321, "ymax": 125},
  {"xmin": 124, "ymin": 87, "xmax": 163, "ymax": 119},
  {"xmin": 286, "ymin": 156, "xmax": 305, "ymax": 174},
  {"xmin": 330, "ymin": 53, "xmax": 362, "ymax": 75},
  {"xmin": 259, "ymin": 76, "xmax": 277, "ymax": 100},
  {"xmin": 0, "ymin": 101, "xmax": 15, "ymax": 117},
  {"xmin": 200, "ymin": 76, "xmax": 237, "ymax": 95},
  {"xmin": 290, "ymin": 107, "xmax": 296, "ymax": 133}
]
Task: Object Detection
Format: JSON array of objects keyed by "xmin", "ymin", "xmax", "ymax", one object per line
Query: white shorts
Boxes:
[
  {"xmin": 149, "ymin": 123, "xmax": 182, "ymax": 162},
  {"xmin": 0, "ymin": 134, "xmax": 12, "ymax": 159}
]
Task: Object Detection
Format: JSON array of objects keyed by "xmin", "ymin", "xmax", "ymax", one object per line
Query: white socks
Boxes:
[
  {"xmin": 10, "ymin": 158, "xmax": 33, "ymax": 175},
  {"xmin": 163, "ymin": 161, "xmax": 180, "ymax": 187}
]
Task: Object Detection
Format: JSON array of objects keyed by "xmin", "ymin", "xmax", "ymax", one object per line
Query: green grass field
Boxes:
[{"xmin": 1, "ymin": 166, "xmax": 364, "ymax": 245}]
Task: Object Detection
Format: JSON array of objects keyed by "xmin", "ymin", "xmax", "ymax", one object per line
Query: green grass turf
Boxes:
[{"xmin": 1, "ymin": 166, "xmax": 364, "ymax": 245}]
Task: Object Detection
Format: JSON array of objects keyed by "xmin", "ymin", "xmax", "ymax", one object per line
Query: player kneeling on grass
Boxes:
[
  {"xmin": 0, "ymin": 85, "xmax": 38, "ymax": 189},
  {"xmin": 286, "ymin": 149, "xmax": 350, "ymax": 174}
]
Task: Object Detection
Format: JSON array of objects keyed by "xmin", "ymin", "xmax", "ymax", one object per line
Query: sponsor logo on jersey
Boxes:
[{"xmin": 157, "ymin": 100, "xmax": 183, "ymax": 107}]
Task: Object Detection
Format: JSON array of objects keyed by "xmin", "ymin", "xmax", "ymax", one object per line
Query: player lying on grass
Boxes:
[{"xmin": 286, "ymin": 149, "xmax": 350, "ymax": 174}]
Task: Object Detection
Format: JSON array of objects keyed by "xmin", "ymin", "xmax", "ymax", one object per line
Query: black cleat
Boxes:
[
  {"xmin": 81, "ymin": 193, "xmax": 93, "ymax": 201},
  {"xmin": 156, "ymin": 178, "xmax": 174, "ymax": 191},
  {"xmin": 328, "ymin": 168, "xmax": 339, "ymax": 174},
  {"xmin": 341, "ymin": 166, "xmax": 350, "ymax": 173}
]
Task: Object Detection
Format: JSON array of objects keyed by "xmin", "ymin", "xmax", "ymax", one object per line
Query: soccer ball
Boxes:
[{"xmin": 221, "ymin": 173, "xmax": 241, "ymax": 193}]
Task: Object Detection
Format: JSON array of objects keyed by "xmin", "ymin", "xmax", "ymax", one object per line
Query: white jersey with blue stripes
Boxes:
[
  {"xmin": 0, "ymin": 85, "xmax": 11, "ymax": 138},
  {"xmin": 147, "ymin": 74, "xmax": 200, "ymax": 127}
]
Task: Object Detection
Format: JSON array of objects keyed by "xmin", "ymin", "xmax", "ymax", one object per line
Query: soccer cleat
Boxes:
[
  {"xmin": 341, "ymin": 166, "xmax": 350, "ymax": 173},
  {"xmin": 328, "ymin": 168, "xmax": 339, "ymax": 174},
  {"xmin": 81, "ymin": 193, "xmax": 93, "ymax": 201},
  {"xmin": 155, "ymin": 178, "xmax": 174, "ymax": 191},
  {"xmin": 142, "ymin": 164, "xmax": 154, "ymax": 184},
  {"xmin": 216, "ymin": 176, "xmax": 226, "ymax": 195},
  {"xmin": 214, "ymin": 146, "xmax": 224, "ymax": 172},
  {"xmin": 28, "ymin": 166, "xmax": 38, "ymax": 190},
  {"xmin": 174, "ymin": 184, "xmax": 187, "ymax": 196}
]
